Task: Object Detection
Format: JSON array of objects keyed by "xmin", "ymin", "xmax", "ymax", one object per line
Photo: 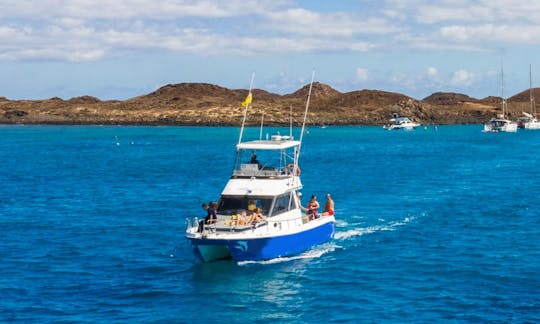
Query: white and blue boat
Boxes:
[{"xmin": 185, "ymin": 74, "xmax": 335, "ymax": 262}]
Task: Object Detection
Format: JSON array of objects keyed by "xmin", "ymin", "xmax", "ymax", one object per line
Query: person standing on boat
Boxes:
[
  {"xmin": 207, "ymin": 202, "xmax": 217, "ymax": 224},
  {"xmin": 307, "ymin": 195, "xmax": 320, "ymax": 220},
  {"xmin": 322, "ymin": 194, "xmax": 334, "ymax": 216}
]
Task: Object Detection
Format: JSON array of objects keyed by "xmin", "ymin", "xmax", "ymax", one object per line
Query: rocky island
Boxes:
[{"xmin": 1, "ymin": 82, "xmax": 538, "ymax": 126}]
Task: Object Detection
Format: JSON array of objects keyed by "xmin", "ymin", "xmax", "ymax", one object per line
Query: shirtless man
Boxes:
[{"xmin": 322, "ymin": 194, "xmax": 334, "ymax": 216}]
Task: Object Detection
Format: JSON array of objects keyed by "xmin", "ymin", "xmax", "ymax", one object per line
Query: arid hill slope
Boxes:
[{"xmin": 1, "ymin": 83, "xmax": 538, "ymax": 125}]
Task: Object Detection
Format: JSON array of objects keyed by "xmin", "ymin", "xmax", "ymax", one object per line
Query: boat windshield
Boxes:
[
  {"xmin": 217, "ymin": 196, "xmax": 273, "ymax": 216},
  {"xmin": 490, "ymin": 120, "xmax": 508, "ymax": 127},
  {"xmin": 396, "ymin": 117, "xmax": 411, "ymax": 123}
]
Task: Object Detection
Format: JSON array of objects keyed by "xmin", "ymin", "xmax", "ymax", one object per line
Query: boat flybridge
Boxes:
[{"xmin": 185, "ymin": 73, "xmax": 335, "ymax": 262}]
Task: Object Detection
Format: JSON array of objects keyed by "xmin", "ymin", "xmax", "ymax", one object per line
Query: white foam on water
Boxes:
[
  {"xmin": 334, "ymin": 215, "xmax": 416, "ymax": 241},
  {"xmin": 335, "ymin": 219, "xmax": 349, "ymax": 227},
  {"xmin": 237, "ymin": 242, "xmax": 341, "ymax": 266}
]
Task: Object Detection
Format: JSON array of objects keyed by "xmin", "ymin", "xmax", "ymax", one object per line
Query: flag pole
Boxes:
[{"xmin": 238, "ymin": 73, "xmax": 255, "ymax": 145}]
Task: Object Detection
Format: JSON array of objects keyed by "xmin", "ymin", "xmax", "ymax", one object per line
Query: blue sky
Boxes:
[{"xmin": 2, "ymin": 0, "xmax": 540, "ymax": 100}]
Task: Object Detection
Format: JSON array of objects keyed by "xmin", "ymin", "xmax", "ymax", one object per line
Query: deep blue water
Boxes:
[{"xmin": 1, "ymin": 125, "xmax": 539, "ymax": 322}]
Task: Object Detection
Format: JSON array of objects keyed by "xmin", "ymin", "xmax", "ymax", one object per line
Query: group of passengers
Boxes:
[
  {"xmin": 198, "ymin": 201, "xmax": 265, "ymax": 232},
  {"xmin": 231, "ymin": 207, "xmax": 264, "ymax": 226},
  {"xmin": 298, "ymin": 193, "xmax": 334, "ymax": 220},
  {"xmin": 198, "ymin": 193, "xmax": 334, "ymax": 232}
]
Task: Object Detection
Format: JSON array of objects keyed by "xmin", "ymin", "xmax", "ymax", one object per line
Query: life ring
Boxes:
[{"xmin": 286, "ymin": 164, "xmax": 301, "ymax": 176}]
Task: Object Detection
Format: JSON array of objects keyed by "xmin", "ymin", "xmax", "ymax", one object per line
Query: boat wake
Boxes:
[
  {"xmin": 237, "ymin": 242, "xmax": 341, "ymax": 266},
  {"xmin": 334, "ymin": 216, "xmax": 416, "ymax": 241}
]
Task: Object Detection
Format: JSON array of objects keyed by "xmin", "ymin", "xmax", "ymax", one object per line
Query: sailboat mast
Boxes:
[
  {"xmin": 501, "ymin": 64, "xmax": 507, "ymax": 118},
  {"xmin": 530, "ymin": 64, "xmax": 535, "ymax": 116}
]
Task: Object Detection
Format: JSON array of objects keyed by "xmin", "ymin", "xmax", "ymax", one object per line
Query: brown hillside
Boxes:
[
  {"xmin": 0, "ymin": 81, "xmax": 534, "ymax": 126},
  {"xmin": 423, "ymin": 92, "xmax": 479, "ymax": 105},
  {"xmin": 285, "ymin": 82, "xmax": 341, "ymax": 99},
  {"xmin": 508, "ymin": 87, "xmax": 540, "ymax": 102}
]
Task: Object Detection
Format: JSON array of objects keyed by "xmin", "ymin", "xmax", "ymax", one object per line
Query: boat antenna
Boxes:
[
  {"xmin": 295, "ymin": 70, "xmax": 315, "ymax": 165},
  {"xmin": 289, "ymin": 104, "xmax": 293, "ymax": 138},
  {"xmin": 238, "ymin": 72, "xmax": 255, "ymax": 145},
  {"xmin": 259, "ymin": 111, "xmax": 265, "ymax": 140}
]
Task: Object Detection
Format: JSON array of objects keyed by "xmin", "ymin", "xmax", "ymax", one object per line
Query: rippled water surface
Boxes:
[{"xmin": 1, "ymin": 125, "xmax": 539, "ymax": 322}]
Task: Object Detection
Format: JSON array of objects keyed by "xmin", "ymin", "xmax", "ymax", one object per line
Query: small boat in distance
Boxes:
[
  {"xmin": 185, "ymin": 73, "xmax": 335, "ymax": 262},
  {"xmin": 517, "ymin": 65, "xmax": 540, "ymax": 130},
  {"xmin": 383, "ymin": 116, "xmax": 420, "ymax": 131},
  {"xmin": 484, "ymin": 65, "xmax": 518, "ymax": 133}
]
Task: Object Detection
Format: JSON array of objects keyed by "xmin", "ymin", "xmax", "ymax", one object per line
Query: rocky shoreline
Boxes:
[{"xmin": 1, "ymin": 82, "xmax": 538, "ymax": 126}]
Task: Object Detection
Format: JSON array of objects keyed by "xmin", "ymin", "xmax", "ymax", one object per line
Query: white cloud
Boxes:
[
  {"xmin": 3, "ymin": 0, "xmax": 540, "ymax": 63},
  {"xmin": 451, "ymin": 69, "xmax": 474, "ymax": 87},
  {"xmin": 440, "ymin": 24, "xmax": 540, "ymax": 44},
  {"xmin": 355, "ymin": 68, "xmax": 369, "ymax": 81},
  {"xmin": 427, "ymin": 67, "xmax": 438, "ymax": 78},
  {"xmin": 0, "ymin": 0, "xmax": 283, "ymax": 19},
  {"xmin": 265, "ymin": 9, "xmax": 399, "ymax": 36}
]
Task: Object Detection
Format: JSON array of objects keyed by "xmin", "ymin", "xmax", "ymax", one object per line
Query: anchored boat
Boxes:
[
  {"xmin": 484, "ymin": 65, "xmax": 518, "ymax": 133},
  {"xmin": 517, "ymin": 65, "xmax": 540, "ymax": 130},
  {"xmin": 383, "ymin": 116, "xmax": 420, "ymax": 131},
  {"xmin": 185, "ymin": 74, "xmax": 335, "ymax": 262}
]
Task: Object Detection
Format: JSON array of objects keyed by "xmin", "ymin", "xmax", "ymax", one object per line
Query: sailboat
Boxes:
[
  {"xmin": 517, "ymin": 65, "xmax": 540, "ymax": 130},
  {"xmin": 483, "ymin": 65, "xmax": 518, "ymax": 133}
]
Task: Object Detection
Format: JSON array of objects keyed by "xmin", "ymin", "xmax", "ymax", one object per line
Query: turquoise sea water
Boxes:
[{"xmin": 1, "ymin": 125, "xmax": 539, "ymax": 322}]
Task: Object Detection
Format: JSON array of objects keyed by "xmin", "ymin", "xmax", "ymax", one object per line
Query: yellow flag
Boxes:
[{"xmin": 242, "ymin": 93, "xmax": 252, "ymax": 107}]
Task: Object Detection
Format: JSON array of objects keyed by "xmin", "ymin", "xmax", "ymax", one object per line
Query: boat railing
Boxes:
[
  {"xmin": 233, "ymin": 163, "xmax": 289, "ymax": 178},
  {"xmin": 188, "ymin": 212, "xmax": 322, "ymax": 234}
]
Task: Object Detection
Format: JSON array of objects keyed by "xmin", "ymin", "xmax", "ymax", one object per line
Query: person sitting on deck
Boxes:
[
  {"xmin": 246, "ymin": 207, "xmax": 265, "ymax": 225},
  {"xmin": 250, "ymin": 152, "xmax": 262, "ymax": 169},
  {"xmin": 198, "ymin": 202, "xmax": 217, "ymax": 232},
  {"xmin": 322, "ymin": 194, "xmax": 334, "ymax": 216}
]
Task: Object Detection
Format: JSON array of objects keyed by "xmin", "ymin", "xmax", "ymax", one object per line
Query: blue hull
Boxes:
[{"xmin": 189, "ymin": 221, "xmax": 335, "ymax": 262}]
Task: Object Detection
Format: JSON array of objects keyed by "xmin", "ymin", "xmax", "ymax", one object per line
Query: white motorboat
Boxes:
[
  {"xmin": 383, "ymin": 117, "xmax": 420, "ymax": 130},
  {"xmin": 484, "ymin": 117, "xmax": 518, "ymax": 133},
  {"xmin": 185, "ymin": 74, "xmax": 335, "ymax": 262}
]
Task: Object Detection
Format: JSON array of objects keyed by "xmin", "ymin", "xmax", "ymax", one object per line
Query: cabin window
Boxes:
[{"xmin": 271, "ymin": 192, "xmax": 294, "ymax": 216}]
